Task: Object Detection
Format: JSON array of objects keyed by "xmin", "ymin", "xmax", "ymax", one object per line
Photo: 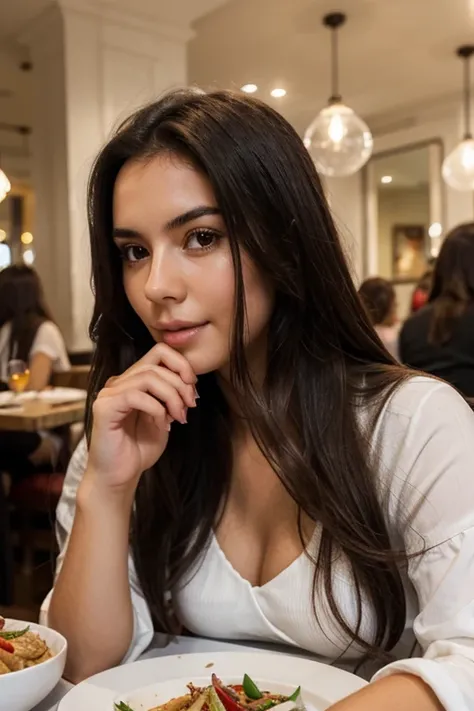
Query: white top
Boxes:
[
  {"xmin": 0, "ymin": 320, "xmax": 70, "ymax": 383},
  {"xmin": 41, "ymin": 377, "xmax": 474, "ymax": 711}
]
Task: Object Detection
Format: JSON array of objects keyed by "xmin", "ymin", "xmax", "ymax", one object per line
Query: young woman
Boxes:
[
  {"xmin": 358, "ymin": 277, "xmax": 400, "ymax": 360},
  {"xmin": 400, "ymin": 223, "xmax": 474, "ymax": 397},
  {"xmin": 43, "ymin": 90, "xmax": 474, "ymax": 711},
  {"xmin": 0, "ymin": 265, "xmax": 70, "ymax": 390},
  {"xmin": 0, "ymin": 265, "xmax": 70, "ymax": 473}
]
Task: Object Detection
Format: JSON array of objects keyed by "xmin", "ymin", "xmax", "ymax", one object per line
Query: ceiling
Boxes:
[
  {"xmin": 1, "ymin": 0, "xmax": 474, "ymax": 182},
  {"xmin": 189, "ymin": 0, "xmax": 474, "ymax": 135}
]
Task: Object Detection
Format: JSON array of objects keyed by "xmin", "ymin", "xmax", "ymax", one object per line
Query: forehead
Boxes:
[{"xmin": 113, "ymin": 154, "xmax": 218, "ymax": 226}]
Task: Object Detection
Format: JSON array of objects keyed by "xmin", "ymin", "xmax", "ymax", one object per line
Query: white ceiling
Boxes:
[
  {"xmin": 189, "ymin": 0, "xmax": 474, "ymax": 135},
  {"xmin": 1, "ymin": 0, "xmax": 474, "ymax": 168}
]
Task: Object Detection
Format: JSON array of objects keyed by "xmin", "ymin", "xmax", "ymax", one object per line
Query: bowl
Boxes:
[{"xmin": 0, "ymin": 619, "xmax": 67, "ymax": 711}]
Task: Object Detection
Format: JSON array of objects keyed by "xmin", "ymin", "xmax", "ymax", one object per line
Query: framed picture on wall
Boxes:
[{"xmin": 391, "ymin": 224, "xmax": 429, "ymax": 282}]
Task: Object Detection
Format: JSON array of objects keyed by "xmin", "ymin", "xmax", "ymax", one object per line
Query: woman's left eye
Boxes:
[{"xmin": 185, "ymin": 229, "xmax": 221, "ymax": 251}]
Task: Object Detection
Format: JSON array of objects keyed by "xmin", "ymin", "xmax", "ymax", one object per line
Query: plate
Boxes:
[
  {"xmin": 36, "ymin": 388, "xmax": 87, "ymax": 404},
  {"xmin": 58, "ymin": 652, "xmax": 366, "ymax": 711}
]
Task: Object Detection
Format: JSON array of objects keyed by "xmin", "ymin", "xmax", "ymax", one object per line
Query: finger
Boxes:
[
  {"xmin": 94, "ymin": 390, "xmax": 170, "ymax": 431},
  {"xmin": 117, "ymin": 364, "xmax": 197, "ymax": 408},
  {"xmin": 105, "ymin": 372, "xmax": 188, "ymax": 424},
  {"xmin": 135, "ymin": 343, "xmax": 197, "ymax": 385}
]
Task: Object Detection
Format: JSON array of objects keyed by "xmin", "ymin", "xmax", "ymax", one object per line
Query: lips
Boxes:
[{"xmin": 159, "ymin": 322, "xmax": 209, "ymax": 348}]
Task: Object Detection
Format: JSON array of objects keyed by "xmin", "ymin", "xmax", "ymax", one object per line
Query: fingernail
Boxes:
[
  {"xmin": 165, "ymin": 423, "xmax": 172, "ymax": 432},
  {"xmin": 180, "ymin": 408, "xmax": 188, "ymax": 424},
  {"xmin": 194, "ymin": 387, "xmax": 200, "ymax": 399}
]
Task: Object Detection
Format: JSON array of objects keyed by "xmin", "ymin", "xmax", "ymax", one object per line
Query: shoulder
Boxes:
[
  {"xmin": 375, "ymin": 375, "xmax": 473, "ymax": 452},
  {"xmin": 400, "ymin": 306, "xmax": 431, "ymax": 336},
  {"xmin": 34, "ymin": 321, "xmax": 65, "ymax": 345},
  {"xmin": 31, "ymin": 321, "xmax": 70, "ymax": 367},
  {"xmin": 372, "ymin": 376, "xmax": 474, "ymax": 545}
]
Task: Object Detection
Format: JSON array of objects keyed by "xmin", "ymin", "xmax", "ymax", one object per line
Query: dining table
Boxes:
[
  {"xmin": 33, "ymin": 635, "xmax": 282, "ymax": 711},
  {"xmin": 0, "ymin": 398, "xmax": 85, "ymax": 433}
]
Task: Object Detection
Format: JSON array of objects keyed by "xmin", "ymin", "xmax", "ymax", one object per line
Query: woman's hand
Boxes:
[{"xmin": 84, "ymin": 343, "xmax": 197, "ymax": 496}]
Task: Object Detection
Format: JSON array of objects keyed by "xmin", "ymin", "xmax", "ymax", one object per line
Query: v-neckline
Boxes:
[{"xmin": 211, "ymin": 531, "xmax": 315, "ymax": 592}]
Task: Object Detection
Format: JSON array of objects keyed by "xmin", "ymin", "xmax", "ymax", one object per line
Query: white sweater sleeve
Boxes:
[
  {"xmin": 372, "ymin": 381, "xmax": 474, "ymax": 711},
  {"xmin": 40, "ymin": 438, "xmax": 154, "ymax": 662}
]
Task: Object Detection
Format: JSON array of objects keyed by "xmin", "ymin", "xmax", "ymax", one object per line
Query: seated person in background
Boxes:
[
  {"xmin": 358, "ymin": 277, "xmax": 400, "ymax": 360},
  {"xmin": 399, "ymin": 222, "xmax": 474, "ymax": 398},
  {"xmin": 410, "ymin": 268, "xmax": 434, "ymax": 313},
  {"xmin": 0, "ymin": 265, "xmax": 70, "ymax": 475}
]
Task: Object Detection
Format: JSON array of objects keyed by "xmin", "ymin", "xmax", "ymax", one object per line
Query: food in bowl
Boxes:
[
  {"xmin": 115, "ymin": 673, "xmax": 302, "ymax": 711},
  {"xmin": 0, "ymin": 616, "xmax": 54, "ymax": 674}
]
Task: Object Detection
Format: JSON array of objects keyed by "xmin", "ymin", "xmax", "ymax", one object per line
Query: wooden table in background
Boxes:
[{"xmin": 0, "ymin": 399, "xmax": 86, "ymax": 432}]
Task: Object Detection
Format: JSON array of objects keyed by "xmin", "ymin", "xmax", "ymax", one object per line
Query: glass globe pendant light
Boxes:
[
  {"xmin": 304, "ymin": 12, "xmax": 373, "ymax": 177},
  {"xmin": 442, "ymin": 45, "xmax": 474, "ymax": 192}
]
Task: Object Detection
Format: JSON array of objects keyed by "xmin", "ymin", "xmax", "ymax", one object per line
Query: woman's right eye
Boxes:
[{"xmin": 119, "ymin": 244, "xmax": 149, "ymax": 263}]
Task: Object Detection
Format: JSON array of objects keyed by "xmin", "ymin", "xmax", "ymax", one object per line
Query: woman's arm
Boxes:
[
  {"xmin": 27, "ymin": 351, "xmax": 53, "ymax": 391},
  {"xmin": 329, "ymin": 674, "xmax": 443, "ymax": 711},
  {"xmin": 49, "ymin": 477, "xmax": 135, "ymax": 682}
]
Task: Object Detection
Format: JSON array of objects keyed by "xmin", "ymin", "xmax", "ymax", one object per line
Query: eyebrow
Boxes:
[{"xmin": 112, "ymin": 205, "xmax": 221, "ymax": 240}]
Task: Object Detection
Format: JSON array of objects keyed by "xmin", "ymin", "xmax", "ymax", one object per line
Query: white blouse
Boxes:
[{"xmin": 41, "ymin": 377, "xmax": 474, "ymax": 711}]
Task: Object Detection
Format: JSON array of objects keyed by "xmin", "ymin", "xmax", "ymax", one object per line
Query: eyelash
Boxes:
[{"xmin": 118, "ymin": 229, "xmax": 222, "ymax": 264}]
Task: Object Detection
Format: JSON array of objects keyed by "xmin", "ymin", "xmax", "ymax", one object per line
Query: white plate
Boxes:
[
  {"xmin": 36, "ymin": 388, "xmax": 87, "ymax": 404},
  {"xmin": 0, "ymin": 391, "xmax": 37, "ymax": 408},
  {"xmin": 58, "ymin": 652, "xmax": 366, "ymax": 711}
]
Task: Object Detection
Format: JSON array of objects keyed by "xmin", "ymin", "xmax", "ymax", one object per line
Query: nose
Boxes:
[{"xmin": 144, "ymin": 247, "xmax": 187, "ymax": 304}]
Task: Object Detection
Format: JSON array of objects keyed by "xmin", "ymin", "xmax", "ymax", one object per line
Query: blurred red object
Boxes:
[{"xmin": 411, "ymin": 288, "xmax": 429, "ymax": 313}]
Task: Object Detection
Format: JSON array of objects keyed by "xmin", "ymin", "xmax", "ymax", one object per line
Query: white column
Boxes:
[{"xmin": 23, "ymin": 1, "xmax": 191, "ymax": 351}]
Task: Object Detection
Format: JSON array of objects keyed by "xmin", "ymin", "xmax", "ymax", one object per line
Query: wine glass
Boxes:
[{"xmin": 7, "ymin": 360, "xmax": 30, "ymax": 393}]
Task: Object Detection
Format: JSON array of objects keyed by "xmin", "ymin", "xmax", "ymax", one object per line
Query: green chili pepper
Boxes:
[
  {"xmin": 0, "ymin": 625, "xmax": 29, "ymax": 640},
  {"xmin": 243, "ymin": 674, "xmax": 263, "ymax": 700},
  {"xmin": 287, "ymin": 687, "xmax": 301, "ymax": 703},
  {"xmin": 114, "ymin": 702, "xmax": 135, "ymax": 711}
]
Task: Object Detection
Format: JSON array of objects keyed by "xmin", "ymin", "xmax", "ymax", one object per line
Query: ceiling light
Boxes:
[
  {"xmin": 442, "ymin": 45, "xmax": 474, "ymax": 191},
  {"xmin": 381, "ymin": 175, "xmax": 392, "ymax": 184},
  {"xmin": 428, "ymin": 222, "xmax": 443, "ymax": 239},
  {"xmin": 0, "ymin": 168, "xmax": 11, "ymax": 204},
  {"xmin": 304, "ymin": 12, "xmax": 373, "ymax": 178},
  {"xmin": 241, "ymin": 84, "xmax": 258, "ymax": 94},
  {"xmin": 21, "ymin": 231, "xmax": 33, "ymax": 245},
  {"xmin": 23, "ymin": 248, "xmax": 35, "ymax": 265},
  {"xmin": 270, "ymin": 88, "xmax": 286, "ymax": 98}
]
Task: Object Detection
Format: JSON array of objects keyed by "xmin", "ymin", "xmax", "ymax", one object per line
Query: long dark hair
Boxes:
[
  {"xmin": 86, "ymin": 89, "xmax": 414, "ymax": 661},
  {"xmin": 429, "ymin": 222, "xmax": 474, "ymax": 345},
  {"xmin": 358, "ymin": 277, "xmax": 396, "ymax": 326},
  {"xmin": 0, "ymin": 265, "xmax": 53, "ymax": 361}
]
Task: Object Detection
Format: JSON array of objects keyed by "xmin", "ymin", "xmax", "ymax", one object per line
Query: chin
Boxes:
[{"xmin": 182, "ymin": 347, "xmax": 229, "ymax": 377}]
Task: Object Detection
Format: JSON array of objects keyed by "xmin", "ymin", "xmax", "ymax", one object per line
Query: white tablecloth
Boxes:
[{"xmin": 33, "ymin": 636, "xmax": 272, "ymax": 711}]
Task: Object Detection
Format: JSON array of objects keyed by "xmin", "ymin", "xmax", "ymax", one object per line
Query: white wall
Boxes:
[{"xmin": 26, "ymin": 4, "xmax": 190, "ymax": 351}]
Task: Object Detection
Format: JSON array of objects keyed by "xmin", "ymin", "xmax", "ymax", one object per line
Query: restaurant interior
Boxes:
[{"xmin": 0, "ymin": 1, "xmax": 474, "ymax": 710}]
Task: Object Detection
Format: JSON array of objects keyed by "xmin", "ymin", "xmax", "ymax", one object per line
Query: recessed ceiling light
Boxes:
[
  {"xmin": 381, "ymin": 175, "xmax": 392, "ymax": 184},
  {"xmin": 241, "ymin": 84, "xmax": 258, "ymax": 94},
  {"xmin": 270, "ymin": 88, "xmax": 286, "ymax": 98}
]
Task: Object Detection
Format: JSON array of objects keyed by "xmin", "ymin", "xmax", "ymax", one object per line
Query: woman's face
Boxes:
[{"xmin": 112, "ymin": 153, "xmax": 274, "ymax": 376}]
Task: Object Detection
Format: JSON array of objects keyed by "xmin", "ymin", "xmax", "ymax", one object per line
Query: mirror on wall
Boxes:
[{"xmin": 364, "ymin": 139, "xmax": 445, "ymax": 317}]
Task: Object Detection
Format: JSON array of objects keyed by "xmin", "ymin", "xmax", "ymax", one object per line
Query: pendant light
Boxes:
[
  {"xmin": 442, "ymin": 45, "xmax": 474, "ymax": 192},
  {"xmin": 304, "ymin": 12, "xmax": 373, "ymax": 178}
]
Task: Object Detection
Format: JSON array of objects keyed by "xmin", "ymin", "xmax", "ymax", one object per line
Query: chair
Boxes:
[{"xmin": 7, "ymin": 367, "xmax": 89, "ymax": 587}]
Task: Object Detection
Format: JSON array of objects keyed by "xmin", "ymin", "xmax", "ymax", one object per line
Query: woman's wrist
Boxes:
[{"xmin": 77, "ymin": 468, "xmax": 137, "ymax": 514}]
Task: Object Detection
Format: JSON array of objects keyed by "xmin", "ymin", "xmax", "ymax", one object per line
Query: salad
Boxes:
[{"xmin": 115, "ymin": 673, "xmax": 302, "ymax": 711}]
